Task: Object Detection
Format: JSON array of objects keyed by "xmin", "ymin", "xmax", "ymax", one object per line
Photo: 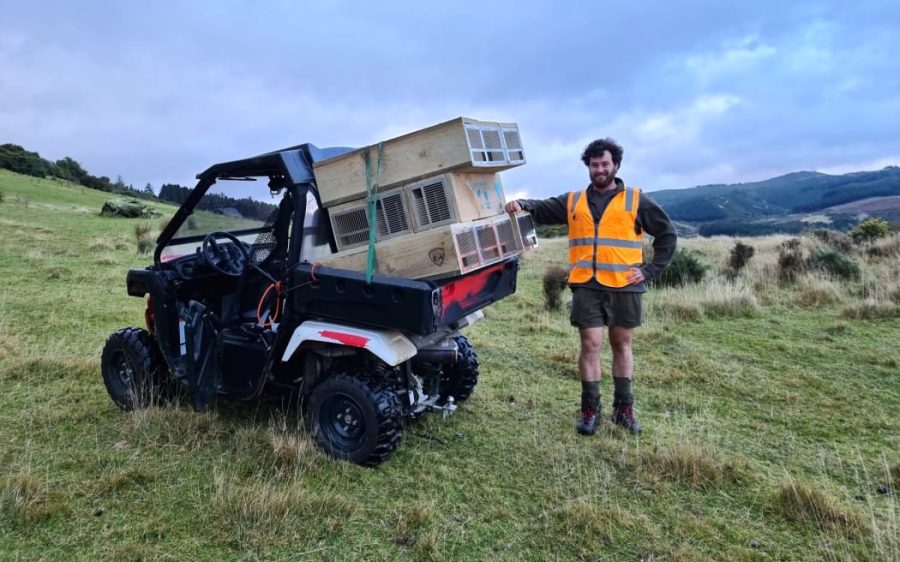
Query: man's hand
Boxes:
[
  {"xmin": 505, "ymin": 200, "xmax": 522, "ymax": 213},
  {"xmin": 626, "ymin": 267, "xmax": 645, "ymax": 285}
]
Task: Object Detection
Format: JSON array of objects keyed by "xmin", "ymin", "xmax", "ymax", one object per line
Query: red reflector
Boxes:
[{"xmin": 319, "ymin": 330, "xmax": 369, "ymax": 348}]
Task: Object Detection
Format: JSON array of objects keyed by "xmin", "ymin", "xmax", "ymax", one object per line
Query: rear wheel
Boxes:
[
  {"xmin": 101, "ymin": 327, "xmax": 172, "ymax": 410},
  {"xmin": 306, "ymin": 373, "xmax": 404, "ymax": 466},
  {"xmin": 441, "ymin": 335, "xmax": 479, "ymax": 403}
]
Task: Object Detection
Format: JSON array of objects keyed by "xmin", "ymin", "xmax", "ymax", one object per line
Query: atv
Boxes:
[{"xmin": 100, "ymin": 143, "xmax": 520, "ymax": 466}]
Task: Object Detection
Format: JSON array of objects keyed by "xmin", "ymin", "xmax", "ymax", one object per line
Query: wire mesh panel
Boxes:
[
  {"xmin": 476, "ymin": 224, "xmax": 501, "ymax": 261},
  {"xmin": 495, "ymin": 217, "xmax": 519, "ymax": 257},
  {"xmin": 516, "ymin": 213, "xmax": 539, "ymax": 249},
  {"xmin": 453, "ymin": 227, "xmax": 481, "ymax": 271},
  {"xmin": 465, "ymin": 123, "xmax": 526, "ymax": 166}
]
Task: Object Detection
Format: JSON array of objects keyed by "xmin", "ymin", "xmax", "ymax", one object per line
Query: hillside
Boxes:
[
  {"xmin": 650, "ymin": 166, "xmax": 900, "ymax": 235},
  {"xmin": 1, "ymin": 170, "xmax": 898, "ymax": 560}
]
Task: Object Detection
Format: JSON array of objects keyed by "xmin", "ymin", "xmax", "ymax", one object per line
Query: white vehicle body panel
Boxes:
[{"xmin": 281, "ymin": 321, "xmax": 418, "ymax": 366}]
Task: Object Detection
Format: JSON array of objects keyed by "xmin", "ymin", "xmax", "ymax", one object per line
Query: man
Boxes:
[{"xmin": 505, "ymin": 138, "xmax": 676, "ymax": 435}]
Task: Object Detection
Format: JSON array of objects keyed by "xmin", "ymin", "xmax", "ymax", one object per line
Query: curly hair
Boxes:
[{"xmin": 581, "ymin": 138, "xmax": 624, "ymax": 167}]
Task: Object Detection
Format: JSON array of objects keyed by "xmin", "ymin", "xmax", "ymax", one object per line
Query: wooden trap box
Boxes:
[
  {"xmin": 314, "ymin": 117, "xmax": 526, "ymax": 207},
  {"xmin": 328, "ymin": 172, "xmax": 507, "ymax": 252},
  {"xmin": 317, "ymin": 212, "xmax": 538, "ymax": 280}
]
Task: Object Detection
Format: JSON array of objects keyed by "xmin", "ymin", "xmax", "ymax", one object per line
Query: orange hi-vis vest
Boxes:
[{"xmin": 567, "ymin": 187, "xmax": 643, "ymax": 287}]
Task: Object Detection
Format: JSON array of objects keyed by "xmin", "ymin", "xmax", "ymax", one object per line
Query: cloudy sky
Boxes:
[{"xmin": 2, "ymin": 0, "xmax": 898, "ymax": 200}]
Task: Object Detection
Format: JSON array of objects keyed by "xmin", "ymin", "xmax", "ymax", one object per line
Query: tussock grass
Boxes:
[
  {"xmin": 648, "ymin": 278, "xmax": 759, "ymax": 323},
  {"xmin": 0, "ymin": 468, "xmax": 65, "ymax": 526},
  {"xmin": 866, "ymin": 232, "xmax": 900, "ymax": 259},
  {"xmin": 840, "ymin": 298, "xmax": 900, "ymax": 320},
  {"xmin": 89, "ymin": 235, "xmax": 129, "ymax": 251},
  {"xmin": 123, "ymin": 407, "xmax": 227, "ymax": 451},
  {"xmin": 548, "ymin": 500, "xmax": 648, "ymax": 557},
  {"xmin": 795, "ymin": 275, "xmax": 842, "ymax": 307},
  {"xmin": 231, "ymin": 414, "xmax": 321, "ymax": 477},
  {"xmin": 24, "ymin": 249, "xmax": 44, "ymax": 262},
  {"xmin": 392, "ymin": 502, "xmax": 436, "ymax": 553},
  {"xmin": 210, "ymin": 470, "xmax": 358, "ymax": 553},
  {"xmin": 769, "ymin": 480, "xmax": 869, "ymax": 539},
  {"xmin": 633, "ymin": 442, "xmax": 748, "ymax": 490},
  {"xmin": 90, "ymin": 467, "xmax": 156, "ymax": 498}
]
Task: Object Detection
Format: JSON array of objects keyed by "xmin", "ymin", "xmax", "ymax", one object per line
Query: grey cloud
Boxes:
[{"xmin": 1, "ymin": 0, "xmax": 898, "ymax": 198}]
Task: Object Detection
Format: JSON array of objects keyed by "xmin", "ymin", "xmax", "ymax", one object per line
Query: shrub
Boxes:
[
  {"xmin": 653, "ymin": 249, "xmax": 707, "ymax": 288},
  {"xmin": 542, "ymin": 266, "xmax": 569, "ymax": 311},
  {"xmin": 187, "ymin": 216, "xmax": 198, "ymax": 231},
  {"xmin": 806, "ymin": 228, "xmax": 855, "ymax": 253},
  {"xmin": 777, "ymin": 239, "xmax": 805, "ymax": 283},
  {"xmin": 724, "ymin": 241, "xmax": 754, "ymax": 279},
  {"xmin": 865, "ymin": 232, "xmax": 900, "ymax": 259},
  {"xmin": 807, "ymin": 248, "xmax": 860, "ymax": 280},
  {"xmin": 850, "ymin": 217, "xmax": 890, "ymax": 244}
]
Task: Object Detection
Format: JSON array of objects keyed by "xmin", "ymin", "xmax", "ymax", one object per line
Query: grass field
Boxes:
[{"xmin": 1, "ymin": 170, "xmax": 898, "ymax": 561}]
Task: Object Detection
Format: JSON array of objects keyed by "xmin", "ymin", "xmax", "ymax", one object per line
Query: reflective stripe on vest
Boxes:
[{"xmin": 566, "ymin": 187, "xmax": 643, "ymax": 287}]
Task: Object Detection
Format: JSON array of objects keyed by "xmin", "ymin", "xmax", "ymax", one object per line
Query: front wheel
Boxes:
[
  {"xmin": 306, "ymin": 374, "xmax": 404, "ymax": 466},
  {"xmin": 101, "ymin": 327, "xmax": 172, "ymax": 410}
]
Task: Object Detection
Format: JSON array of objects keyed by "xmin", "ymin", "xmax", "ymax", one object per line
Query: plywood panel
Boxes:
[
  {"xmin": 314, "ymin": 117, "xmax": 524, "ymax": 207},
  {"xmin": 316, "ymin": 224, "xmax": 461, "ymax": 279},
  {"xmin": 448, "ymin": 172, "xmax": 506, "ymax": 223}
]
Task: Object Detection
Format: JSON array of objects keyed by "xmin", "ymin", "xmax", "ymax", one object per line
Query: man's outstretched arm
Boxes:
[{"xmin": 505, "ymin": 193, "xmax": 570, "ymax": 225}]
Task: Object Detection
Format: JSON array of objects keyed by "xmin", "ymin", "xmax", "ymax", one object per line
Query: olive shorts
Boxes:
[{"xmin": 570, "ymin": 287, "xmax": 643, "ymax": 329}]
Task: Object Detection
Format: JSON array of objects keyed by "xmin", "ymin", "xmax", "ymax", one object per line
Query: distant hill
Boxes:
[{"xmin": 650, "ymin": 166, "xmax": 900, "ymax": 236}]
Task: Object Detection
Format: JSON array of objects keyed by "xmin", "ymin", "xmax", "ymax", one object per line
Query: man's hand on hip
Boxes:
[{"xmin": 626, "ymin": 267, "xmax": 645, "ymax": 285}]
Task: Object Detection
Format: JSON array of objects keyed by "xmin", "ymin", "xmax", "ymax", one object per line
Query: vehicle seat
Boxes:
[{"xmin": 221, "ymin": 194, "xmax": 292, "ymax": 327}]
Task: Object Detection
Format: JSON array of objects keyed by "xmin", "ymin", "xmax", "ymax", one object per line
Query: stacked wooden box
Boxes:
[{"xmin": 313, "ymin": 117, "xmax": 536, "ymax": 280}]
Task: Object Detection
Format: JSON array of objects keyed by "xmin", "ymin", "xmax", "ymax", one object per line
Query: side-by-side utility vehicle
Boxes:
[{"xmin": 100, "ymin": 144, "xmax": 521, "ymax": 466}]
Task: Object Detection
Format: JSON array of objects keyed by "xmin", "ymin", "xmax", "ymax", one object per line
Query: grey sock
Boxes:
[
  {"xmin": 613, "ymin": 377, "xmax": 633, "ymax": 406},
  {"xmin": 581, "ymin": 380, "xmax": 600, "ymax": 410}
]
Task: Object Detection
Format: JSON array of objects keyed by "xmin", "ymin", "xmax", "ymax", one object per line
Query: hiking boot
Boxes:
[
  {"xmin": 611, "ymin": 404, "xmax": 642, "ymax": 434},
  {"xmin": 576, "ymin": 407, "xmax": 600, "ymax": 436}
]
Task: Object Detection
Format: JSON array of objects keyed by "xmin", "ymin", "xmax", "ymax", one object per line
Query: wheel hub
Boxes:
[{"xmin": 321, "ymin": 394, "xmax": 365, "ymax": 449}]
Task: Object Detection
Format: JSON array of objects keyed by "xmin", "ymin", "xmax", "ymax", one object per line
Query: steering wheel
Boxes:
[{"xmin": 200, "ymin": 231, "xmax": 250, "ymax": 277}]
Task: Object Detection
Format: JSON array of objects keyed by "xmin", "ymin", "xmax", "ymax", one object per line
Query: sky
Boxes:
[{"xmin": 2, "ymin": 0, "xmax": 899, "ymax": 201}]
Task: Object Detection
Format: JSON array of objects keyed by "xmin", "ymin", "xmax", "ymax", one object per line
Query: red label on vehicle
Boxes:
[{"xmin": 319, "ymin": 330, "xmax": 370, "ymax": 348}]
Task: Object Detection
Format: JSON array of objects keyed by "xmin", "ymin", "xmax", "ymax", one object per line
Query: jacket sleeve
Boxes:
[
  {"xmin": 516, "ymin": 193, "xmax": 570, "ymax": 226},
  {"xmin": 637, "ymin": 194, "xmax": 678, "ymax": 279}
]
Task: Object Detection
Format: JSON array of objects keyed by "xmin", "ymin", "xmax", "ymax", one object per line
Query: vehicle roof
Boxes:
[{"xmin": 196, "ymin": 143, "xmax": 354, "ymax": 185}]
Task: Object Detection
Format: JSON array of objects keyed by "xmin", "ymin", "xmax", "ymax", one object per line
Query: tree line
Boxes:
[
  {"xmin": 0, "ymin": 143, "xmax": 156, "ymax": 200},
  {"xmin": 1, "ymin": 143, "xmax": 273, "ymax": 221}
]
